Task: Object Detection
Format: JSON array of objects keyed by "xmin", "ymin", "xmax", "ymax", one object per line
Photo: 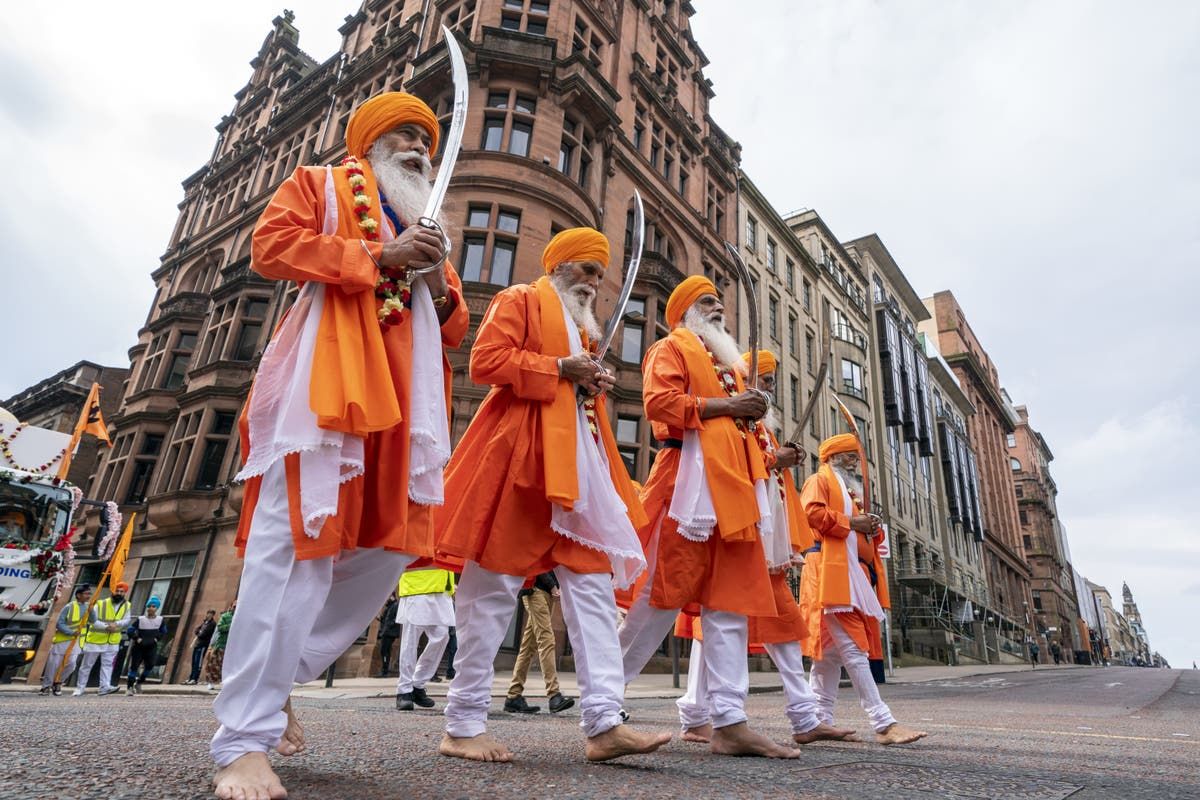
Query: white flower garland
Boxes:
[{"xmin": 96, "ymin": 502, "xmax": 120, "ymax": 559}]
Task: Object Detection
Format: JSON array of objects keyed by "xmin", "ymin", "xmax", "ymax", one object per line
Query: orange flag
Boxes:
[
  {"xmin": 107, "ymin": 512, "xmax": 136, "ymax": 589},
  {"xmin": 80, "ymin": 382, "xmax": 111, "ymax": 447}
]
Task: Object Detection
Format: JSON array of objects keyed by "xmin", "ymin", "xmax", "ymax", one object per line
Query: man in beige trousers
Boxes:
[{"xmin": 505, "ymin": 571, "xmax": 575, "ymax": 714}]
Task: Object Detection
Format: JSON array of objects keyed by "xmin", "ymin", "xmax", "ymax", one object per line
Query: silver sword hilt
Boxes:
[{"xmin": 408, "ymin": 216, "xmax": 452, "ymax": 276}]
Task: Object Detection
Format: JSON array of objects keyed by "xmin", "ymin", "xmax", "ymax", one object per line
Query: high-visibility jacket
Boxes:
[
  {"xmin": 52, "ymin": 601, "xmax": 87, "ymax": 644},
  {"xmin": 397, "ymin": 568, "xmax": 455, "ymax": 598},
  {"xmin": 85, "ymin": 598, "xmax": 130, "ymax": 646}
]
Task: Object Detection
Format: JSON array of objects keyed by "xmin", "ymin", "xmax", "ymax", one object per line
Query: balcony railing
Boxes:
[
  {"xmin": 839, "ymin": 381, "xmax": 867, "ymax": 401},
  {"xmin": 833, "ymin": 322, "xmax": 869, "ymax": 351}
]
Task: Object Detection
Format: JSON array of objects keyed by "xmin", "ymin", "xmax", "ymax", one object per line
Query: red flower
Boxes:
[{"xmin": 387, "ymin": 309, "xmax": 403, "ymax": 324}]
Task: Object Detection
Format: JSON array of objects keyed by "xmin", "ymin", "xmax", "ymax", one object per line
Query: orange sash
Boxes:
[{"xmin": 669, "ymin": 327, "xmax": 768, "ymax": 542}]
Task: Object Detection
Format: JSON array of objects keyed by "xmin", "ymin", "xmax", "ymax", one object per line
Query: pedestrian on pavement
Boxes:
[
  {"xmin": 797, "ymin": 435, "xmax": 927, "ymax": 745},
  {"xmin": 185, "ymin": 609, "xmax": 217, "ymax": 685},
  {"xmin": 504, "ymin": 571, "xmax": 575, "ymax": 715},
  {"xmin": 375, "ymin": 593, "xmax": 400, "ymax": 677},
  {"xmin": 126, "ymin": 596, "xmax": 169, "ymax": 694},
  {"xmin": 429, "ymin": 623, "xmax": 457, "ymax": 683},
  {"xmin": 395, "ymin": 567, "xmax": 455, "ymax": 711},
  {"xmin": 1050, "ymin": 641, "xmax": 1062, "ymax": 666},
  {"xmin": 436, "ymin": 228, "xmax": 670, "ymax": 764},
  {"xmin": 1029, "ymin": 641, "xmax": 1040, "ymax": 669},
  {"xmin": 39, "ymin": 583, "xmax": 92, "ymax": 696},
  {"xmin": 205, "ymin": 601, "xmax": 235, "ymax": 691},
  {"xmin": 74, "ymin": 581, "xmax": 131, "ymax": 696}
]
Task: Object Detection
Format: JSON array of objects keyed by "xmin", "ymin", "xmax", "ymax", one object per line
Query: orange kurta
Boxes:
[
  {"xmin": 435, "ymin": 279, "xmax": 647, "ymax": 578},
  {"xmin": 626, "ymin": 328, "xmax": 776, "ymax": 618},
  {"xmin": 234, "ymin": 165, "xmax": 469, "ymax": 561},
  {"xmin": 797, "ymin": 467, "xmax": 888, "ymax": 660}
]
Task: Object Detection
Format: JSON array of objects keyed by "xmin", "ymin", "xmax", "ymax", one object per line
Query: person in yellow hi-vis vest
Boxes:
[
  {"xmin": 74, "ymin": 581, "xmax": 131, "ymax": 696},
  {"xmin": 39, "ymin": 583, "xmax": 93, "ymax": 696},
  {"xmin": 394, "ymin": 566, "xmax": 455, "ymax": 711}
]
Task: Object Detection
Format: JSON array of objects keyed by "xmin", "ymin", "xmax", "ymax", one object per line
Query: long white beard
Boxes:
[
  {"xmin": 762, "ymin": 406, "xmax": 781, "ymax": 436},
  {"xmin": 683, "ymin": 306, "xmax": 742, "ymax": 370},
  {"xmin": 549, "ymin": 270, "xmax": 603, "ymax": 341},
  {"xmin": 367, "ymin": 143, "xmax": 434, "ymax": 226},
  {"xmin": 833, "ymin": 465, "xmax": 864, "ymax": 498}
]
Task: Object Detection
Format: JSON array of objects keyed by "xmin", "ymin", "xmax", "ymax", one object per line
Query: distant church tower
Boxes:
[{"xmin": 1122, "ymin": 582, "xmax": 1143, "ymax": 628}]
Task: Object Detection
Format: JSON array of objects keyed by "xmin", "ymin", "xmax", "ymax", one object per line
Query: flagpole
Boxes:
[{"xmin": 52, "ymin": 512, "xmax": 135, "ymax": 685}]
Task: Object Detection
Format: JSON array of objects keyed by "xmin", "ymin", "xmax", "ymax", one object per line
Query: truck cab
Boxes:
[{"xmin": 0, "ymin": 468, "xmax": 75, "ymax": 673}]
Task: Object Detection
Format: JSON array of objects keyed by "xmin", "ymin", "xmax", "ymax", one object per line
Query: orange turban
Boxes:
[
  {"xmin": 665, "ymin": 275, "xmax": 718, "ymax": 327},
  {"xmin": 741, "ymin": 350, "xmax": 777, "ymax": 376},
  {"xmin": 345, "ymin": 92, "xmax": 440, "ymax": 159},
  {"xmin": 113, "ymin": 582, "xmax": 130, "ymax": 593},
  {"xmin": 819, "ymin": 433, "xmax": 859, "ymax": 462},
  {"xmin": 541, "ymin": 228, "xmax": 610, "ymax": 273}
]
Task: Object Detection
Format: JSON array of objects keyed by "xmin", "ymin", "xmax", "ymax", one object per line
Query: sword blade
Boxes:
[
  {"xmin": 833, "ymin": 394, "xmax": 872, "ymax": 513},
  {"xmin": 594, "ymin": 190, "xmax": 645, "ymax": 361},
  {"xmin": 723, "ymin": 241, "xmax": 759, "ymax": 389},
  {"xmin": 420, "ymin": 26, "xmax": 469, "ymax": 223}
]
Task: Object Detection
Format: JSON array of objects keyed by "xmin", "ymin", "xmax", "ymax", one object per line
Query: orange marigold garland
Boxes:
[{"xmin": 343, "ymin": 156, "xmax": 412, "ymax": 330}]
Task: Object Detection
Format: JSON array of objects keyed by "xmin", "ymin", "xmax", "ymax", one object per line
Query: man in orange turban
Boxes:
[
  {"xmin": 618, "ymin": 279, "xmax": 799, "ymax": 758},
  {"xmin": 672, "ymin": 352, "xmax": 855, "ymax": 747},
  {"xmin": 212, "ymin": 90, "xmax": 470, "ymax": 800},
  {"xmin": 435, "ymin": 227, "xmax": 671, "ymax": 764},
  {"xmin": 799, "ymin": 435, "xmax": 927, "ymax": 745}
]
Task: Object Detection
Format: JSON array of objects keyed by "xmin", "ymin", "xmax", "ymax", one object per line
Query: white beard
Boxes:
[
  {"xmin": 366, "ymin": 142, "xmax": 434, "ymax": 226},
  {"xmin": 833, "ymin": 464, "xmax": 864, "ymax": 498},
  {"xmin": 549, "ymin": 269, "xmax": 603, "ymax": 341},
  {"xmin": 683, "ymin": 306, "xmax": 742, "ymax": 370},
  {"xmin": 762, "ymin": 406, "xmax": 781, "ymax": 436}
]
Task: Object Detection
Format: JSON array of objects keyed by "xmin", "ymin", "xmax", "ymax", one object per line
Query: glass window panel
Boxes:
[
  {"xmin": 212, "ymin": 411, "xmax": 236, "ymax": 436},
  {"xmin": 244, "ymin": 299, "xmax": 269, "ymax": 319},
  {"xmin": 467, "ymin": 206, "xmax": 491, "ymax": 228},
  {"xmin": 626, "ymin": 298, "xmax": 645, "ymax": 317},
  {"xmin": 514, "ymin": 96, "xmax": 536, "ymax": 114},
  {"xmin": 508, "ymin": 121, "xmax": 532, "ymax": 156},
  {"xmin": 621, "ymin": 323, "xmax": 644, "ymax": 363},
  {"xmin": 175, "ymin": 552, "xmax": 197, "ymax": 577},
  {"xmin": 482, "ymin": 118, "xmax": 504, "ymax": 151},
  {"xmin": 137, "ymin": 557, "xmax": 159, "ymax": 580},
  {"xmin": 155, "ymin": 555, "xmax": 178, "ymax": 579},
  {"xmin": 177, "ymin": 332, "xmax": 197, "ymax": 351},
  {"xmin": 616, "ymin": 417, "xmax": 638, "ymax": 443},
  {"xmin": 162, "ymin": 355, "xmax": 189, "ymax": 389},
  {"xmin": 496, "ymin": 211, "xmax": 520, "ymax": 233},
  {"xmin": 487, "ymin": 91, "xmax": 509, "ymax": 109},
  {"xmin": 461, "ymin": 237, "xmax": 486, "ymax": 281},
  {"xmin": 233, "ymin": 321, "xmax": 262, "ymax": 361},
  {"xmin": 526, "ymin": 19, "xmax": 547, "ymax": 35},
  {"xmin": 489, "ymin": 240, "xmax": 515, "ymax": 285},
  {"xmin": 530, "ymin": 0, "xmax": 550, "ymax": 13},
  {"xmin": 499, "ymin": 13, "xmax": 521, "ymax": 30}
]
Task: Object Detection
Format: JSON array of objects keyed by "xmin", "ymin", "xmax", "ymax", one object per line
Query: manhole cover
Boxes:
[{"xmin": 802, "ymin": 761, "xmax": 1081, "ymax": 799}]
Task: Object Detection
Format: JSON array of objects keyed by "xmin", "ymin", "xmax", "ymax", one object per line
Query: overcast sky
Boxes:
[{"xmin": 2, "ymin": 2, "xmax": 1196, "ymax": 667}]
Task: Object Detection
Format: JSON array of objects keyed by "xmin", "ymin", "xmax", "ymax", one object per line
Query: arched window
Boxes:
[{"xmin": 1010, "ymin": 457, "xmax": 1021, "ymax": 471}]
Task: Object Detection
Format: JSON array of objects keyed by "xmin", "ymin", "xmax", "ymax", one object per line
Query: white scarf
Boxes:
[
  {"xmin": 236, "ymin": 166, "xmax": 450, "ymax": 537},
  {"xmin": 825, "ymin": 470, "xmax": 886, "ymax": 620},
  {"xmin": 547, "ymin": 291, "xmax": 646, "ymax": 589}
]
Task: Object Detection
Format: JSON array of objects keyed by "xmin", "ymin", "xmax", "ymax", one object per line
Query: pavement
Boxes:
[{"xmin": 3, "ymin": 664, "xmax": 1197, "ymax": 799}]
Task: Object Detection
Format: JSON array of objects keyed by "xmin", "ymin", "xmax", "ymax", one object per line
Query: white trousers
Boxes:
[
  {"xmin": 43, "ymin": 640, "xmax": 80, "ymax": 687},
  {"xmin": 210, "ymin": 463, "xmax": 415, "ymax": 767},
  {"xmin": 395, "ymin": 623, "xmax": 450, "ymax": 694},
  {"xmin": 76, "ymin": 645, "xmax": 117, "ymax": 692},
  {"xmin": 444, "ymin": 560, "xmax": 625, "ymax": 739},
  {"xmin": 618, "ymin": 577, "xmax": 750, "ymax": 730},
  {"xmin": 810, "ymin": 615, "xmax": 896, "ymax": 733},
  {"xmin": 675, "ymin": 639, "xmax": 820, "ymax": 734}
]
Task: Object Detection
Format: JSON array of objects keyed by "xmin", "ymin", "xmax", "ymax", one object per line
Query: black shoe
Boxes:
[
  {"xmin": 446, "ymin": 670, "xmax": 456, "ymax": 680},
  {"xmin": 548, "ymin": 693, "xmax": 575, "ymax": 713},
  {"xmin": 51, "ymin": 683, "xmax": 62, "ymax": 696},
  {"xmin": 428, "ymin": 675, "xmax": 444, "ymax": 683},
  {"xmin": 396, "ymin": 692, "xmax": 415, "ymax": 711},
  {"xmin": 38, "ymin": 685, "xmax": 51, "ymax": 695},
  {"xmin": 618, "ymin": 708, "xmax": 631, "ymax": 723},
  {"xmin": 503, "ymin": 695, "xmax": 541, "ymax": 714},
  {"xmin": 411, "ymin": 687, "xmax": 436, "ymax": 708}
]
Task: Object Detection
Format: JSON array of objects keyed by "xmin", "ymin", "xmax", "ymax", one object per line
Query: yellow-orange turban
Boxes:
[
  {"xmin": 665, "ymin": 275, "xmax": 718, "ymax": 328},
  {"xmin": 541, "ymin": 228, "xmax": 610, "ymax": 273},
  {"xmin": 346, "ymin": 92, "xmax": 440, "ymax": 159},
  {"xmin": 741, "ymin": 350, "xmax": 777, "ymax": 376},
  {"xmin": 819, "ymin": 433, "xmax": 859, "ymax": 462}
]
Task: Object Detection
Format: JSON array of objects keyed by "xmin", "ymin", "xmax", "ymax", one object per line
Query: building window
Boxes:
[
  {"xmin": 678, "ymin": 153, "xmax": 689, "ymax": 197},
  {"xmin": 96, "ymin": 433, "xmax": 134, "ymax": 502},
  {"xmin": 1023, "ymin": 534, "xmax": 1033, "ymax": 549},
  {"xmin": 746, "ymin": 215, "xmax": 758, "ymax": 251},
  {"xmin": 621, "ymin": 298, "xmax": 646, "ymax": 363},
  {"xmin": 461, "ymin": 204, "xmax": 520, "ymax": 285},
  {"xmin": 632, "ymin": 105, "xmax": 646, "ymax": 151},
  {"xmin": 785, "ymin": 258, "xmax": 795, "ymax": 294},
  {"xmin": 161, "ymin": 331, "xmax": 197, "ymax": 390},
  {"xmin": 124, "ymin": 433, "xmax": 164, "ymax": 504},
  {"xmin": 199, "ymin": 296, "xmax": 270, "ymax": 366},
  {"xmin": 482, "ymin": 90, "xmax": 536, "ymax": 157},
  {"xmin": 788, "ymin": 313, "xmax": 798, "ymax": 357},
  {"xmin": 559, "ymin": 118, "xmax": 593, "ymax": 189},
  {"xmin": 194, "ymin": 411, "xmax": 237, "ymax": 490},
  {"xmin": 500, "ymin": 0, "xmax": 549, "ymax": 35},
  {"xmin": 841, "ymin": 359, "xmax": 864, "ymax": 399},
  {"xmin": 232, "ymin": 298, "xmax": 269, "ymax": 361},
  {"xmin": 571, "ymin": 16, "xmax": 605, "ymax": 68},
  {"xmin": 1015, "ymin": 485, "xmax": 1024, "ymax": 498},
  {"xmin": 157, "ymin": 411, "xmax": 203, "ymax": 493},
  {"xmin": 616, "ymin": 416, "xmax": 639, "ymax": 478},
  {"xmin": 1019, "ymin": 509, "xmax": 1029, "ymax": 525},
  {"xmin": 1006, "ymin": 433, "xmax": 1016, "ymax": 448},
  {"xmin": 441, "ymin": 0, "xmax": 477, "ymax": 34},
  {"xmin": 136, "ymin": 335, "xmax": 168, "ymax": 393},
  {"xmin": 766, "ymin": 238, "xmax": 777, "ymax": 273},
  {"xmin": 129, "ymin": 553, "xmax": 198, "ymax": 681},
  {"xmin": 1010, "ymin": 457, "xmax": 1021, "ymax": 471},
  {"xmin": 802, "ymin": 278, "xmax": 812, "ymax": 313},
  {"xmin": 768, "ymin": 295, "xmax": 780, "ymax": 341},
  {"xmin": 790, "ymin": 376, "xmax": 799, "ymax": 420},
  {"xmin": 706, "ymin": 183, "xmax": 725, "ymax": 237},
  {"xmin": 805, "ymin": 333, "xmax": 814, "ymax": 372}
]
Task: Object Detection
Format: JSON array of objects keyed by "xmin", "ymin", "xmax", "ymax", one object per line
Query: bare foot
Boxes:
[
  {"xmin": 710, "ymin": 722, "xmax": 799, "ymax": 758},
  {"xmin": 586, "ymin": 724, "xmax": 673, "ymax": 762},
  {"xmin": 213, "ymin": 752, "xmax": 287, "ymax": 800},
  {"xmin": 439, "ymin": 732, "xmax": 513, "ymax": 762},
  {"xmin": 792, "ymin": 722, "xmax": 858, "ymax": 745},
  {"xmin": 682, "ymin": 723, "xmax": 712, "ymax": 743},
  {"xmin": 275, "ymin": 698, "xmax": 305, "ymax": 757},
  {"xmin": 876, "ymin": 722, "xmax": 928, "ymax": 745}
]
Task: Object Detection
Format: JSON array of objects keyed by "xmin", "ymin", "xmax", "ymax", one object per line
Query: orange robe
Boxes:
[
  {"xmin": 234, "ymin": 165, "xmax": 469, "ymax": 561},
  {"xmin": 798, "ymin": 466, "xmax": 889, "ymax": 660},
  {"xmin": 626, "ymin": 328, "xmax": 776, "ymax": 618},
  {"xmin": 435, "ymin": 278, "xmax": 647, "ymax": 578}
]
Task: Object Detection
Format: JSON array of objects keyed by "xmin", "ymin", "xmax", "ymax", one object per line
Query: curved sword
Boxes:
[
  {"xmin": 722, "ymin": 241, "xmax": 760, "ymax": 391},
  {"xmin": 833, "ymin": 394, "xmax": 876, "ymax": 520},
  {"xmin": 411, "ymin": 26, "xmax": 469, "ymax": 274},
  {"xmin": 595, "ymin": 191, "xmax": 645, "ymax": 361}
]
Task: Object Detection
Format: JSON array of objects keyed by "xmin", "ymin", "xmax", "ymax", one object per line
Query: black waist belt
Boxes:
[
  {"xmin": 803, "ymin": 541, "xmax": 878, "ymax": 587},
  {"xmin": 659, "ymin": 438, "xmax": 684, "ymax": 450}
]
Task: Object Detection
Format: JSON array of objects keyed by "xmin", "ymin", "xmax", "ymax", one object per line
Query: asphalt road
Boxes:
[{"xmin": 3, "ymin": 666, "xmax": 1197, "ymax": 800}]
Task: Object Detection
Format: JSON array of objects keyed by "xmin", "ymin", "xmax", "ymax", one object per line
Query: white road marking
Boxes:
[
  {"xmin": 1077, "ymin": 726, "xmax": 1093, "ymax": 730},
  {"xmin": 1105, "ymin": 682, "xmax": 1123, "ymax": 687}
]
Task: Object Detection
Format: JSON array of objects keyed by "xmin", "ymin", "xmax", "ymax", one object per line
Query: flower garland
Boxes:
[
  {"xmin": 0, "ymin": 422, "xmax": 67, "ymax": 474},
  {"xmin": 0, "ymin": 468, "xmax": 66, "ymax": 488},
  {"xmin": 343, "ymin": 156, "xmax": 412, "ymax": 330},
  {"xmin": 0, "ymin": 526, "xmax": 76, "ymax": 614},
  {"xmin": 582, "ymin": 397, "xmax": 601, "ymax": 445},
  {"xmin": 707, "ymin": 350, "xmax": 748, "ymax": 438},
  {"xmin": 753, "ymin": 423, "xmax": 788, "ymax": 499},
  {"xmin": 95, "ymin": 501, "xmax": 120, "ymax": 560}
]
